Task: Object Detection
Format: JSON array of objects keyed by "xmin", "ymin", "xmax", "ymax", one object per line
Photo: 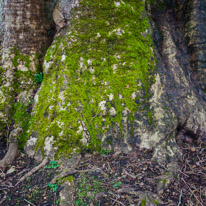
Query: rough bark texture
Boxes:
[
  {"xmin": 0, "ymin": 0, "xmax": 55, "ymax": 167},
  {"xmin": 25, "ymin": 0, "xmax": 206, "ymax": 165},
  {"xmin": 0, "ymin": 0, "xmax": 205, "ymax": 205}
]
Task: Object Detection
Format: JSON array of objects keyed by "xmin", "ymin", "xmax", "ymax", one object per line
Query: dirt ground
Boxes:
[{"xmin": 0, "ymin": 138, "xmax": 205, "ymax": 206}]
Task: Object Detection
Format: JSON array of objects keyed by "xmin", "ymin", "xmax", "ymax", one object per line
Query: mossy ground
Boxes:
[{"xmin": 31, "ymin": 0, "xmax": 156, "ymax": 158}]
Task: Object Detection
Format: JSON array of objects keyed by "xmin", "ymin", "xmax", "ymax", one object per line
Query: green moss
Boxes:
[
  {"xmin": 0, "ymin": 47, "xmax": 42, "ymax": 145},
  {"xmin": 10, "ymin": 47, "xmax": 32, "ymax": 69},
  {"xmin": 0, "ymin": 66, "xmax": 3, "ymax": 86},
  {"xmin": 31, "ymin": 0, "xmax": 156, "ymax": 157},
  {"xmin": 11, "ymin": 102, "xmax": 31, "ymax": 149}
]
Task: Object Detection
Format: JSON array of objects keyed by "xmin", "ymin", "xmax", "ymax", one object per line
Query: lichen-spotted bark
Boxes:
[
  {"xmin": 142, "ymin": 0, "xmax": 206, "ymax": 164},
  {"xmin": 27, "ymin": 0, "xmax": 156, "ymax": 158},
  {"xmin": 0, "ymin": 0, "xmax": 54, "ymax": 167},
  {"xmin": 25, "ymin": 1, "xmax": 206, "ymax": 204},
  {"xmin": 26, "ymin": 0, "xmax": 206, "ymax": 166},
  {"xmin": 183, "ymin": 0, "xmax": 206, "ymax": 90}
]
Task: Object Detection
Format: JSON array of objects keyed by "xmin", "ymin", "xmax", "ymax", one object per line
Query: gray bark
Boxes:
[{"xmin": 0, "ymin": 0, "xmax": 55, "ymax": 167}]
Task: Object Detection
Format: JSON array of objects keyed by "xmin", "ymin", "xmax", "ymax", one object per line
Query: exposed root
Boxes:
[
  {"xmin": 0, "ymin": 127, "xmax": 22, "ymax": 169},
  {"xmin": 0, "ymin": 142, "xmax": 18, "ymax": 169},
  {"xmin": 15, "ymin": 157, "xmax": 48, "ymax": 186},
  {"xmin": 50, "ymin": 168, "xmax": 96, "ymax": 185}
]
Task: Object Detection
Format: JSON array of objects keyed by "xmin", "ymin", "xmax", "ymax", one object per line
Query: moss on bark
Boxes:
[{"xmin": 30, "ymin": 0, "xmax": 156, "ymax": 157}]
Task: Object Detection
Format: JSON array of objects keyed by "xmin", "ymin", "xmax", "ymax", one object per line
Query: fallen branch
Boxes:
[{"xmin": 15, "ymin": 157, "xmax": 48, "ymax": 186}]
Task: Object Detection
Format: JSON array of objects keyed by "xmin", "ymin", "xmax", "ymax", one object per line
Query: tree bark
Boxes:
[
  {"xmin": 23, "ymin": 0, "xmax": 206, "ymax": 167},
  {"xmin": 0, "ymin": 0, "xmax": 205, "ymax": 174},
  {"xmin": 0, "ymin": 0, "xmax": 205, "ymax": 204},
  {"xmin": 0, "ymin": 0, "xmax": 55, "ymax": 167}
]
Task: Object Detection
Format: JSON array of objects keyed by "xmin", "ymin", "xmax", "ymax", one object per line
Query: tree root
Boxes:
[
  {"xmin": 15, "ymin": 157, "xmax": 48, "ymax": 186},
  {"xmin": 0, "ymin": 127, "xmax": 22, "ymax": 169},
  {"xmin": 0, "ymin": 142, "xmax": 18, "ymax": 169},
  {"xmin": 50, "ymin": 168, "xmax": 96, "ymax": 185}
]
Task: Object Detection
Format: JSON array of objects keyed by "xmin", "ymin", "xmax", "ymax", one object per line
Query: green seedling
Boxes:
[
  {"xmin": 141, "ymin": 198, "xmax": 146, "ymax": 206},
  {"xmin": 153, "ymin": 199, "xmax": 161, "ymax": 205},
  {"xmin": 113, "ymin": 181, "xmax": 122, "ymax": 189},
  {"xmin": 48, "ymin": 183, "xmax": 58, "ymax": 192},
  {"xmin": 45, "ymin": 161, "xmax": 59, "ymax": 169},
  {"xmin": 29, "ymin": 100, "xmax": 34, "ymax": 105},
  {"xmin": 34, "ymin": 72, "xmax": 43, "ymax": 84}
]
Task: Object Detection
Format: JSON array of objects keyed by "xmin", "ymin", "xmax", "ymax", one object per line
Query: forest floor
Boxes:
[{"xmin": 0, "ymin": 139, "xmax": 205, "ymax": 206}]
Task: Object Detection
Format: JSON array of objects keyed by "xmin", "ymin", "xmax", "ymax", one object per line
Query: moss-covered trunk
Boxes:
[
  {"xmin": 0, "ymin": 0, "xmax": 205, "ymax": 204},
  {"xmin": 24, "ymin": 0, "xmax": 206, "ymax": 166}
]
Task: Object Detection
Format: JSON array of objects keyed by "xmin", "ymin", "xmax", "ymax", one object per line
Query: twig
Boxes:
[
  {"xmin": 181, "ymin": 178, "xmax": 203, "ymax": 206},
  {"xmin": 116, "ymin": 188, "xmax": 136, "ymax": 195},
  {"xmin": 188, "ymin": 71, "xmax": 193, "ymax": 83},
  {"xmin": 110, "ymin": 175, "xmax": 127, "ymax": 184},
  {"xmin": 124, "ymin": 171, "xmax": 136, "ymax": 179},
  {"xmin": 177, "ymin": 169, "xmax": 189, "ymax": 177},
  {"xmin": 1, "ymin": 181, "xmax": 13, "ymax": 188},
  {"xmin": 110, "ymin": 197, "xmax": 126, "ymax": 206},
  {"xmin": 16, "ymin": 168, "xmax": 30, "ymax": 177},
  {"xmin": 200, "ymin": 187, "xmax": 203, "ymax": 203},
  {"xmin": 15, "ymin": 157, "xmax": 48, "ymax": 186},
  {"xmin": 0, "ymin": 194, "xmax": 7, "ymax": 205},
  {"xmin": 24, "ymin": 198, "xmax": 36, "ymax": 206},
  {"xmin": 177, "ymin": 189, "xmax": 182, "ymax": 206},
  {"xmin": 107, "ymin": 162, "xmax": 112, "ymax": 171}
]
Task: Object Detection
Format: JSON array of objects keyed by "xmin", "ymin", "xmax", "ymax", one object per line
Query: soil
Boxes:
[
  {"xmin": 0, "ymin": 138, "xmax": 206, "ymax": 206},
  {"xmin": 0, "ymin": 143, "xmax": 61, "ymax": 206}
]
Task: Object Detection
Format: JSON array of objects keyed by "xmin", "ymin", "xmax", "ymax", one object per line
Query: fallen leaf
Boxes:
[
  {"xmin": 190, "ymin": 147, "xmax": 195, "ymax": 152},
  {"xmin": 7, "ymin": 166, "xmax": 16, "ymax": 174}
]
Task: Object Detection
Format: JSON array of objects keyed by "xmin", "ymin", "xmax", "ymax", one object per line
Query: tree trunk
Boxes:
[
  {"xmin": 0, "ymin": 0, "xmax": 205, "ymax": 200},
  {"xmin": 0, "ymin": 0, "xmax": 55, "ymax": 168},
  {"xmin": 0, "ymin": 0, "xmax": 205, "ymax": 204},
  {"xmin": 23, "ymin": 0, "xmax": 206, "ymax": 167}
]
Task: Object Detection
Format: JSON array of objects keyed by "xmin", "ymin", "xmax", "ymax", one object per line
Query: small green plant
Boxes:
[
  {"xmin": 48, "ymin": 183, "xmax": 58, "ymax": 192},
  {"xmin": 153, "ymin": 199, "xmax": 161, "ymax": 205},
  {"xmin": 62, "ymin": 175, "xmax": 75, "ymax": 183},
  {"xmin": 31, "ymin": 188, "xmax": 38, "ymax": 199},
  {"xmin": 75, "ymin": 175, "xmax": 104, "ymax": 206},
  {"xmin": 45, "ymin": 161, "xmax": 59, "ymax": 169},
  {"xmin": 112, "ymin": 181, "xmax": 122, "ymax": 189},
  {"xmin": 158, "ymin": 179, "xmax": 167, "ymax": 187},
  {"xmin": 55, "ymin": 197, "xmax": 60, "ymax": 205},
  {"xmin": 34, "ymin": 72, "xmax": 43, "ymax": 84},
  {"xmin": 29, "ymin": 99, "xmax": 34, "ymax": 105},
  {"xmin": 141, "ymin": 198, "xmax": 146, "ymax": 206}
]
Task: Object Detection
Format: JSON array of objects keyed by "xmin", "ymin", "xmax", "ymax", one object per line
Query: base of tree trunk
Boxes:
[{"xmin": 0, "ymin": 142, "xmax": 18, "ymax": 169}]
